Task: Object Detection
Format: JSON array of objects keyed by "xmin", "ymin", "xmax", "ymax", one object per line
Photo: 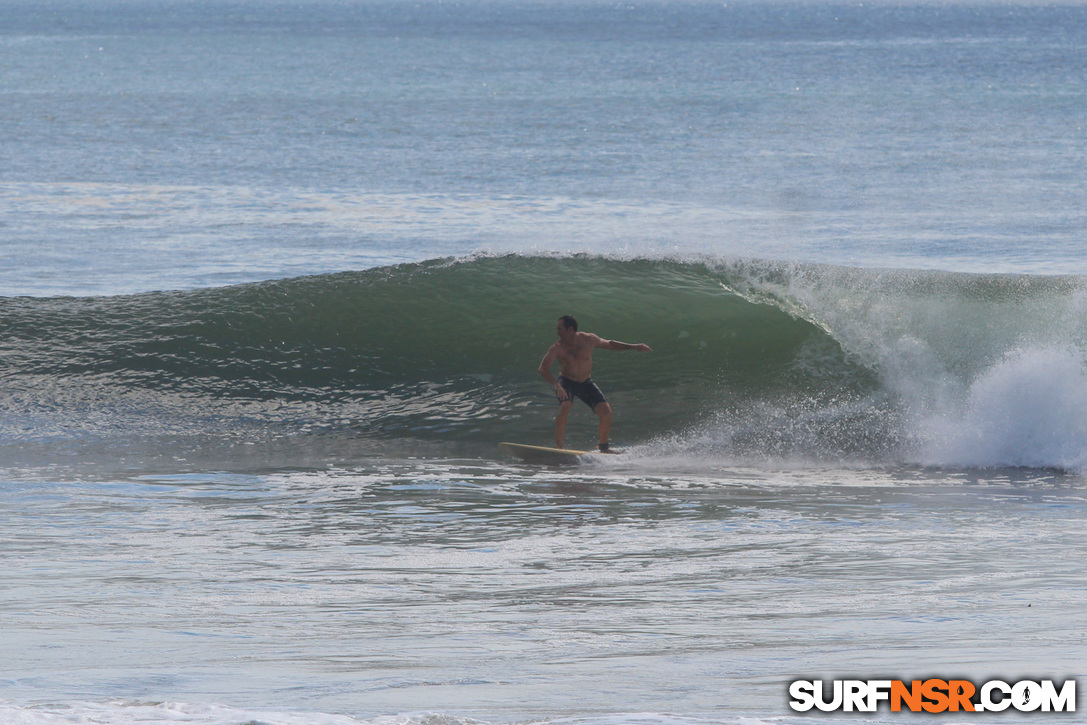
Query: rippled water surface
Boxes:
[{"xmin": 3, "ymin": 459, "xmax": 1084, "ymax": 723}]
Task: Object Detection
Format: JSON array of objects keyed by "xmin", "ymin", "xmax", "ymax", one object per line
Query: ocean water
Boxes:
[{"xmin": 1, "ymin": 1, "xmax": 1086, "ymax": 723}]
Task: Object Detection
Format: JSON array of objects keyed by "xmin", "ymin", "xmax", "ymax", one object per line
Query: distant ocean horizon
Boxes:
[{"xmin": 2, "ymin": 1, "xmax": 1085, "ymax": 723}]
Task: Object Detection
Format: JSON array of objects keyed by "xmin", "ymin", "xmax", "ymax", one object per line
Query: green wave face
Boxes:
[{"xmin": 3, "ymin": 255, "xmax": 1086, "ymax": 468}]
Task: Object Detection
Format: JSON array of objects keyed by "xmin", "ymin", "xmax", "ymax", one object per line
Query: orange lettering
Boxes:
[
  {"xmin": 891, "ymin": 680, "xmax": 923, "ymax": 712},
  {"xmin": 948, "ymin": 680, "xmax": 976, "ymax": 712},
  {"xmin": 921, "ymin": 679, "xmax": 950, "ymax": 713}
]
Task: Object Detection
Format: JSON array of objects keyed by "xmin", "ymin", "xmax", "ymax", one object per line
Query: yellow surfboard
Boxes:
[{"xmin": 498, "ymin": 442, "xmax": 595, "ymax": 465}]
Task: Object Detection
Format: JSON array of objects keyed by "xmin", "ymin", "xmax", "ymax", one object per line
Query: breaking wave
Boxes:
[{"xmin": 3, "ymin": 254, "xmax": 1087, "ymax": 470}]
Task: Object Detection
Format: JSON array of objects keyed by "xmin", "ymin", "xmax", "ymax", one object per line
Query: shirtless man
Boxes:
[{"xmin": 538, "ymin": 315, "xmax": 652, "ymax": 451}]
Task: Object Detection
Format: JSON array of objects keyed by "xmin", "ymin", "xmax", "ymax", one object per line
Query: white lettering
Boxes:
[
  {"xmin": 867, "ymin": 680, "xmax": 893, "ymax": 711},
  {"xmin": 1014, "ymin": 681, "xmax": 1043, "ymax": 712},
  {"xmin": 814, "ymin": 680, "xmax": 843, "ymax": 712},
  {"xmin": 1041, "ymin": 680, "xmax": 1076, "ymax": 712},
  {"xmin": 788, "ymin": 677, "xmax": 1076, "ymax": 713},
  {"xmin": 981, "ymin": 680, "xmax": 1012, "ymax": 712},
  {"xmin": 844, "ymin": 680, "xmax": 869, "ymax": 712},
  {"xmin": 788, "ymin": 680, "xmax": 816, "ymax": 712}
]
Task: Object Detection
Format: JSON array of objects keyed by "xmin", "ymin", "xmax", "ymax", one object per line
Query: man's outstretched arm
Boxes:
[{"xmin": 595, "ymin": 337, "xmax": 652, "ymax": 352}]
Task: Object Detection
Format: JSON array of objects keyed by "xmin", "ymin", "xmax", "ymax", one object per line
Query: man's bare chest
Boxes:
[{"xmin": 557, "ymin": 342, "xmax": 593, "ymax": 364}]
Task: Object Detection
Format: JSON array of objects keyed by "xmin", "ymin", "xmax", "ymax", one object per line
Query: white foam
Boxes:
[
  {"xmin": 919, "ymin": 346, "xmax": 1087, "ymax": 471},
  {"xmin": 644, "ymin": 263, "xmax": 1087, "ymax": 471}
]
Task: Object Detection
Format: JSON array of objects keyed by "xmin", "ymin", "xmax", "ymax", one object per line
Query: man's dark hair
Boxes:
[{"xmin": 558, "ymin": 315, "xmax": 578, "ymax": 331}]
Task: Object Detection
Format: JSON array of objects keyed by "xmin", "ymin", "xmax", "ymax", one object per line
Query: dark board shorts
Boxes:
[{"xmin": 557, "ymin": 376, "xmax": 607, "ymax": 411}]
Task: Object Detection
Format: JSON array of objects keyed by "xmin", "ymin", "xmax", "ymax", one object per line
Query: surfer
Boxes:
[{"xmin": 538, "ymin": 315, "xmax": 652, "ymax": 451}]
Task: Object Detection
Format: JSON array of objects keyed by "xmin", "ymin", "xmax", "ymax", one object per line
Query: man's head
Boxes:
[{"xmin": 556, "ymin": 315, "xmax": 578, "ymax": 340}]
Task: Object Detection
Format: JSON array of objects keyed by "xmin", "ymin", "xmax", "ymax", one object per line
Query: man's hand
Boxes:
[
  {"xmin": 555, "ymin": 382, "xmax": 570, "ymax": 401},
  {"xmin": 599, "ymin": 339, "xmax": 653, "ymax": 352}
]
